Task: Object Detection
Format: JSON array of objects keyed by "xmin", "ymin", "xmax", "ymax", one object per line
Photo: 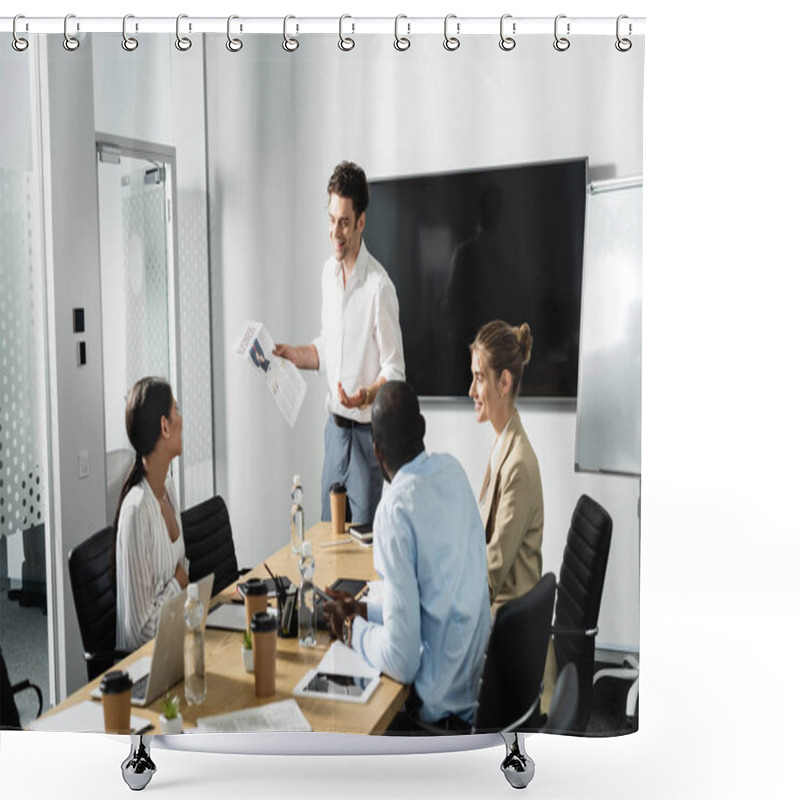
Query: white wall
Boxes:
[{"xmin": 205, "ymin": 33, "xmax": 643, "ymax": 648}]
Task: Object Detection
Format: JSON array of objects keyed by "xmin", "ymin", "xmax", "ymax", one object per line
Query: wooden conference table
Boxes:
[{"xmin": 43, "ymin": 522, "xmax": 408, "ymax": 734}]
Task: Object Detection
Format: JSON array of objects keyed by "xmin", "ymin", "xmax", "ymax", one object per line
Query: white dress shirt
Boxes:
[
  {"xmin": 312, "ymin": 241, "xmax": 405, "ymax": 423},
  {"xmin": 115, "ymin": 475, "xmax": 188, "ymax": 652}
]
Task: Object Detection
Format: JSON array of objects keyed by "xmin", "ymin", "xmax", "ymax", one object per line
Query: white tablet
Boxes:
[{"xmin": 293, "ymin": 669, "xmax": 380, "ymax": 705}]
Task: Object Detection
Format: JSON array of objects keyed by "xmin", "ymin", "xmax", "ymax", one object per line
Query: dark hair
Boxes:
[
  {"xmin": 327, "ymin": 161, "xmax": 370, "ymax": 219},
  {"xmin": 371, "ymin": 381, "xmax": 425, "ymax": 473},
  {"xmin": 470, "ymin": 320, "xmax": 533, "ymax": 398},
  {"xmin": 111, "ymin": 377, "xmax": 174, "ymax": 585}
]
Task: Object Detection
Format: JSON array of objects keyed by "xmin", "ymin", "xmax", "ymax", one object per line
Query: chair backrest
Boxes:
[
  {"xmin": 181, "ymin": 495, "xmax": 238, "ymax": 597},
  {"xmin": 67, "ymin": 526, "xmax": 118, "ymax": 681},
  {"xmin": 553, "ymin": 494, "xmax": 613, "ymax": 732},
  {"xmin": 543, "ymin": 662, "xmax": 580, "ymax": 734},
  {"xmin": 473, "ymin": 572, "xmax": 556, "ymax": 733}
]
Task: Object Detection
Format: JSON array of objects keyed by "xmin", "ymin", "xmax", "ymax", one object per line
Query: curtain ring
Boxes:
[
  {"xmin": 63, "ymin": 13, "xmax": 80, "ymax": 51},
  {"xmin": 122, "ymin": 14, "xmax": 139, "ymax": 51},
  {"xmin": 394, "ymin": 14, "xmax": 410, "ymax": 51},
  {"xmin": 12, "ymin": 15, "xmax": 29, "ymax": 52},
  {"xmin": 615, "ymin": 15, "xmax": 632, "ymax": 52},
  {"xmin": 175, "ymin": 14, "xmax": 192, "ymax": 51},
  {"xmin": 282, "ymin": 15, "xmax": 299, "ymax": 52},
  {"xmin": 227, "ymin": 15, "xmax": 243, "ymax": 52},
  {"xmin": 553, "ymin": 14, "xmax": 570, "ymax": 51},
  {"xmin": 443, "ymin": 14, "xmax": 460, "ymax": 51},
  {"xmin": 338, "ymin": 14, "xmax": 355, "ymax": 51},
  {"xmin": 499, "ymin": 14, "xmax": 516, "ymax": 51}
]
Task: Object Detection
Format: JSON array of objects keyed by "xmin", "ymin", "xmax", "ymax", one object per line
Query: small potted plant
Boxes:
[
  {"xmin": 159, "ymin": 693, "xmax": 182, "ymax": 734},
  {"xmin": 242, "ymin": 628, "xmax": 254, "ymax": 672}
]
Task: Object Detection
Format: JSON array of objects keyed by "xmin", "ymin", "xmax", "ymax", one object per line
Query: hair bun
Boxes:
[{"xmin": 516, "ymin": 323, "xmax": 533, "ymax": 366}]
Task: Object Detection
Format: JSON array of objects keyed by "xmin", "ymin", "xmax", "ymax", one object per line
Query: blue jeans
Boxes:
[{"xmin": 320, "ymin": 415, "xmax": 383, "ymax": 525}]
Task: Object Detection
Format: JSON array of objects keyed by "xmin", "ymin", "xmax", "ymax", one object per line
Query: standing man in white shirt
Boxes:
[{"xmin": 273, "ymin": 162, "xmax": 405, "ymax": 524}]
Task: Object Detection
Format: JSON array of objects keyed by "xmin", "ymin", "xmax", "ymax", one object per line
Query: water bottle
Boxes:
[
  {"xmin": 298, "ymin": 541, "xmax": 317, "ymax": 648},
  {"xmin": 183, "ymin": 583, "xmax": 206, "ymax": 705},
  {"xmin": 291, "ymin": 474, "xmax": 305, "ymax": 555}
]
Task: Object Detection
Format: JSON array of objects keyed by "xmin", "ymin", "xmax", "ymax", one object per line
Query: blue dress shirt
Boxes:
[{"xmin": 351, "ymin": 451, "xmax": 491, "ymax": 723}]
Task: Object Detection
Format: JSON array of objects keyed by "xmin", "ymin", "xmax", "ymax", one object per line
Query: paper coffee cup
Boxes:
[
  {"xmin": 330, "ymin": 482, "xmax": 347, "ymax": 534},
  {"xmin": 100, "ymin": 670, "xmax": 133, "ymax": 734},
  {"xmin": 240, "ymin": 578, "xmax": 269, "ymax": 628},
  {"xmin": 251, "ymin": 611, "xmax": 278, "ymax": 697}
]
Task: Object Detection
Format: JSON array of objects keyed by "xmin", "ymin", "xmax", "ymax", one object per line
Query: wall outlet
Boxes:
[{"xmin": 78, "ymin": 450, "xmax": 90, "ymax": 479}]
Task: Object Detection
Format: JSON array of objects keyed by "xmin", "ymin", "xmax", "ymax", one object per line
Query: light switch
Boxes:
[{"xmin": 78, "ymin": 450, "xmax": 90, "ymax": 479}]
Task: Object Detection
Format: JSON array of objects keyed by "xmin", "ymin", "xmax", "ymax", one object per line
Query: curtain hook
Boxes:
[
  {"xmin": 339, "ymin": 14, "xmax": 355, "ymax": 51},
  {"xmin": 615, "ymin": 15, "xmax": 632, "ymax": 52},
  {"xmin": 176, "ymin": 14, "xmax": 192, "ymax": 51},
  {"xmin": 227, "ymin": 15, "xmax": 243, "ymax": 52},
  {"xmin": 122, "ymin": 14, "xmax": 139, "ymax": 51},
  {"xmin": 394, "ymin": 14, "xmax": 410, "ymax": 51},
  {"xmin": 12, "ymin": 14, "xmax": 29, "ymax": 52},
  {"xmin": 553, "ymin": 14, "xmax": 571, "ymax": 51},
  {"xmin": 282, "ymin": 15, "xmax": 299, "ymax": 52},
  {"xmin": 63, "ymin": 13, "xmax": 80, "ymax": 51},
  {"xmin": 443, "ymin": 14, "xmax": 460, "ymax": 51},
  {"xmin": 499, "ymin": 14, "xmax": 516, "ymax": 51}
]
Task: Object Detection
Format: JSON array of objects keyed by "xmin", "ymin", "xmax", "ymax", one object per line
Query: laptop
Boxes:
[{"xmin": 92, "ymin": 573, "xmax": 214, "ymax": 707}]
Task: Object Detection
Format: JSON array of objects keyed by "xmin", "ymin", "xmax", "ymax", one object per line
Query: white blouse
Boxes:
[{"xmin": 115, "ymin": 475, "xmax": 188, "ymax": 651}]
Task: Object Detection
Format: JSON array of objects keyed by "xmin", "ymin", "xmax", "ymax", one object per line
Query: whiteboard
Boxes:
[{"xmin": 575, "ymin": 179, "xmax": 642, "ymax": 476}]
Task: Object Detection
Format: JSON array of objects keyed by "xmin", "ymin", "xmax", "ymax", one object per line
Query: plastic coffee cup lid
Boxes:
[
  {"xmin": 100, "ymin": 670, "xmax": 133, "ymax": 694},
  {"xmin": 240, "ymin": 578, "xmax": 268, "ymax": 596},
  {"xmin": 329, "ymin": 482, "xmax": 346, "ymax": 494},
  {"xmin": 250, "ymin": 611, "xmax": 278, "ymax": 633}
]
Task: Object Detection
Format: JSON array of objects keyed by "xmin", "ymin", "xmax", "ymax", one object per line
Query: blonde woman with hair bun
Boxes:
[{"xmin": 469, "ymin": 320, "xmax": 556, "ymax": 710}]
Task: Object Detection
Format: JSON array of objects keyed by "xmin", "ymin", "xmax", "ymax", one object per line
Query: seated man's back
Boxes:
[{"xmin": 347, "ymin": 381, "xmax": 491, "ymax": 725}]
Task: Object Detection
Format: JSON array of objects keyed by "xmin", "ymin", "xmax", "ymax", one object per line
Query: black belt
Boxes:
[{"xmin": 332, "ymin": 413, "xmax": 371, "ymax": 430}]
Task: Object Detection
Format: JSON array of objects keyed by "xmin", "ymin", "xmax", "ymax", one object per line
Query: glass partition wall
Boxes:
[{"xmin": 0, "ymin": 38, "xmax": 53, "ymax": 722}]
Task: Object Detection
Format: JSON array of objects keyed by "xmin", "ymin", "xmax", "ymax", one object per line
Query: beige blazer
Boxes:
[{"xmin": 479, "ymin": 409, "xmax": 544, "ymax": 612}]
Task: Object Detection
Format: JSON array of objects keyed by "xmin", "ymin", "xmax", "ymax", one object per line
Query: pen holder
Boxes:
[{"xmin": 277, "ymin": 586, "xmax": 298, "ymax": 638}]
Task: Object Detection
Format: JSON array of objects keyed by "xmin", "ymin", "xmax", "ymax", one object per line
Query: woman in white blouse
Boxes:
[{"xmin": 113, "ymin": 377, "xmax": 189, "ymax": 652}]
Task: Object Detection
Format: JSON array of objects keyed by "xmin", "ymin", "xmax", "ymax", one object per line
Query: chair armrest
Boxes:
[
  {"xmin": 552, "ymin": 626, "xmax": 599, "ymax": 638},
  {"xmin": 12, "ymin": 679, "xmax": 43, "ymax": 718},
  {"xmin": 84, "ymin": 649, "xmax": 131, "ymax": 664}
]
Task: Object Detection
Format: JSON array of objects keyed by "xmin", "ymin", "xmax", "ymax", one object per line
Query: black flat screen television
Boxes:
[{"xmin": 367, "ymin": 159, "xmax": 587, "ymax": 398}]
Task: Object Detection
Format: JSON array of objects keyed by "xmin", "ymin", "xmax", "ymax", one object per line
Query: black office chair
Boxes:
[
  {"xmin": 1, "ymin": 648, "xmax": 43, "ymax": 729},
  {"xmin": 68, "ymin": 526, "xmax": 130, "ymax": 681},
  {"xmin": 473, "ymin": 572, "xmax": 557, "ymax": 733},
  {"xmin": 551, "ymin": 494, "xmax": 613, "ymax": 733},
  {"xmin": 542, "ymin": 663, "xmax": 579, "ymax": 734},
  {"xmin": 181, "ymin": 495, "xmax": 248, "ymax": 597}
]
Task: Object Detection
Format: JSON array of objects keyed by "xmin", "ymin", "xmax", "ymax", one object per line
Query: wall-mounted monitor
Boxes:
[{"xmin": 368, "ymin": 158, "xmax": 587, "ymax": 399}]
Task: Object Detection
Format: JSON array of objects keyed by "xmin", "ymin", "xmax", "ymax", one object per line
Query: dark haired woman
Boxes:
[{"xmin": 114, "ymin": 377, "xmax": 189, "ymax": 652}]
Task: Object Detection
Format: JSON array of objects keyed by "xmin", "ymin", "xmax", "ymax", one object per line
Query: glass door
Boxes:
[{"xmin": 96, "ymin": 146, "xmax": 179, "ymax": 522}]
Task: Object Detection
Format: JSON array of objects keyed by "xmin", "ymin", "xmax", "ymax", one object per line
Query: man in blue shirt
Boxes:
[{"xmin": 325, "ymin": 381, "xmax": 491, "ymax": 730}]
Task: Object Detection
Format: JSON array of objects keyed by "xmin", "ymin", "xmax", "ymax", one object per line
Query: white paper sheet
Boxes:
[
  {"xmin": 234, "ymin": 319, "xmax": 307, "ymax": 428},
  {"xmin": 315, "ymin": 640, "xmax": 379, "ymax": 678},
  {"xmin": 192, "ymin": 699, "xmax": 312, "ymax": 733},
  {"xmin": 30, "ymin": 700, "xmax": 150, "ymax": 733}
]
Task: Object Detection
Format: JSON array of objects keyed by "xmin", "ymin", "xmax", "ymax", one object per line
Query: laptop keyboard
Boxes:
[{"xmin": 131, "ymin": 674, "xmax": 149, "ymax": 701}]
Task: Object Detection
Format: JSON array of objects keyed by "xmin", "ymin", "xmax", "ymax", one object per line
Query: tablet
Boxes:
[{"xmin": 294, "ymin": 670, "xmax": 380, "ymax": 704}]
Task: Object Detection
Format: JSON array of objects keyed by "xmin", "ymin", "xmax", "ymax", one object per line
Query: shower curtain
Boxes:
[{"xmin": 1, "ymin": 18, "xmax": 644, "ymax": 739}]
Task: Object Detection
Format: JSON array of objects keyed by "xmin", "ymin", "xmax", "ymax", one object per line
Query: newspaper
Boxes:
[
  {"xmin": 192, "ymin": 699, "xmax": 312, "ymax": 733},
  {"xmin": 234, "ymin": 320, "xmax": 307, "ymax": 428}
]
